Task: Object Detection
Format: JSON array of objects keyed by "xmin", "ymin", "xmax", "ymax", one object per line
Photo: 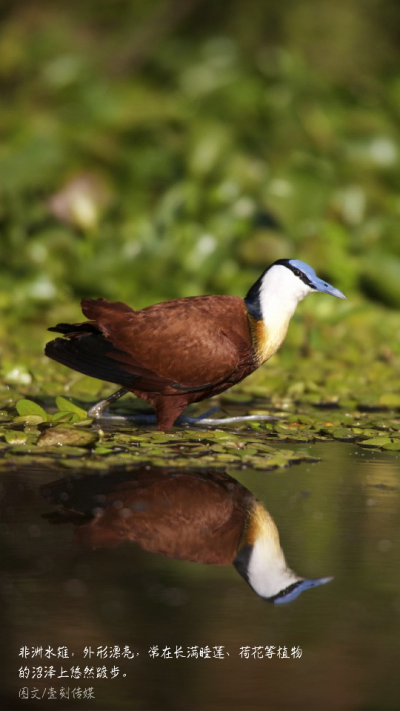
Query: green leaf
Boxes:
[
  {"xmin": 5, "ymin": 431, "xmax": 28, "ymax": 445},
  {"xmin": 52, "ymin": 411, "xmax": 75, "ymax": 423},
  {"xmin": 94, "ymin": 446, "xmax": 113, "ymax": 455},
  {"xmin": 55, "ymin": 396, "xmax": 87, "ymax": 419},
  {"xmin": 332, "ymin": 428, "xmax": 357, "ymax": 441},
  {"xmin": 52, "ymin": 411, "xmax": 81, "ymax": 424},
  {"xmin": 16, "ymin": 399, "xmax": 48, "ymax": 421},
  {"xmin": 74, "ymin": 418, "xmax": 94, "ymax": 427},
  {"xmin": 382, "ymin": 441, "xmax": 400, "ymax": 451},
  {"xmin": 13, "ymin": 415, "xmax": 45, "ymax": 425},
  {"xmin": 361, "ymin": 436, "xmax": 392, "ymax": 447}
]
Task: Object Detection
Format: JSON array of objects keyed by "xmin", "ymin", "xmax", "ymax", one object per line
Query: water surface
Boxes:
[{"xmin": 1, "ymin": 442, "xmax": 399, "ymax": 710}]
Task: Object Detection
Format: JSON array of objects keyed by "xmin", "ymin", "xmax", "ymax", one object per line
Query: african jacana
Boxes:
[{"xmin": 45, "ymin": 259, "xmax": 345, "ymax": 429}]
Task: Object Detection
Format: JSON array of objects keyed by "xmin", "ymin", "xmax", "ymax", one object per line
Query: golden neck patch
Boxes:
[{"xmin": 247, "ymin": 314, "xmax": 290, "ymax": 365}]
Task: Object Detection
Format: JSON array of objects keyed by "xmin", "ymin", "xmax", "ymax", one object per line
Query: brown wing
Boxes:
[{"xmin": 81, "ymin": 295, "xmax": 251, "ymax": 388}]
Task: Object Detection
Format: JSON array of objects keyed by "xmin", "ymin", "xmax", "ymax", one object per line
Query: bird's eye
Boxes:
[{"xmin": 293, "ymin": 269, "xmax": 301, "ymax": 277}]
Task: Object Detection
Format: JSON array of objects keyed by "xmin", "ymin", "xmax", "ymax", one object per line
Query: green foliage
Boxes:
[
  {"xmin": 16, "ymin": 399, "xmax": 48, "ymax": 421},
  {"xmin": 51, "ymin": 411, "xmax": 81, "ymax": 424},
  {"xmin": 15, "ymin": 397, "xmax": 87, "ymax": 424},
  {"xmin": 3, "ymin": 2, "xmax": 400, "ymax": 436},
  {"xmin": 1, "ymin": 0, "xmax": 400, "ymax": 329},
  {"xmin": 55, "ymin": 396, "xmax": 87, "ymax": 419}
]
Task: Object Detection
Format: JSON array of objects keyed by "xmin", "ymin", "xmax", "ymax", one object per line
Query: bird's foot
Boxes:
[
  {"xmin": 87, "ymin": 388, "xmax": 129, "ymax": 418},
  {"xmin": 91, "ymin": 406, "xmax": 280, "ymax": 429},
  {"xmin": 175, "ymin": 407, "xmax": 220, "ymax": 425},
  {"xmin": 180, "ymin": 412, "xmax": 280, "ymax": 426},
  {"xmin": 91, "ymin": 413, "xmax": 158, "ymax": 426},
  {"xmin": 88, "ymin": 408, "xmax": 220, "ymax": 427}
]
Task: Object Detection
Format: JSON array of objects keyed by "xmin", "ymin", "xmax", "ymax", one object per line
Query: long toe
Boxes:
[{"xmin": 179, "ymin": 414, "xmax": 280, "ymax": 426}]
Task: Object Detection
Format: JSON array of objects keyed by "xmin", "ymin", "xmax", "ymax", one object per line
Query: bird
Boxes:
[
  {"xmin": 45, "ymin": 259, "xmax": 346, "ymax": 430},
  {"xmin": 41, "ymin": 467, "xmax": 332, "ymax": 604}
]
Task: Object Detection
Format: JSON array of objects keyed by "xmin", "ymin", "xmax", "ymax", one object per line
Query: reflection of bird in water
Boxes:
[
  {"xmin": 41, "ymin": 468, "xmax": 332, "ymax": 604},
  {"xmin": 45, "ymin": 259, "xmax": 345, "ymax": 430}
]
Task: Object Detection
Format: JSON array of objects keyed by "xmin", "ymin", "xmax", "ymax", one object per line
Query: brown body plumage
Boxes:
[
  {"xmin": 46, "ymin": 296, "xmax": 259, "ymax": 430},
  {"xmin": 45, "ymin": 259, "xmax": 346, "ymax": 429}
]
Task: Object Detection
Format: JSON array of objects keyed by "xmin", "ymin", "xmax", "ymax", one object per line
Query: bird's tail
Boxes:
[{"xmin": 45, "ymin": 332, "xmax": 140, "ymax": 388}]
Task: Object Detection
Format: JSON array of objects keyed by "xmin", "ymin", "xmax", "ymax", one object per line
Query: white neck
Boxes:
[{"xmin": 258, "ymin": 265, "xmax": 311, "ymax": 353}]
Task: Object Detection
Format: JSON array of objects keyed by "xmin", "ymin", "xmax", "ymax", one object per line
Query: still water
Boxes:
[{"xmin": 1, "ymin": 442, "xmax": 399, "ymax": 710}]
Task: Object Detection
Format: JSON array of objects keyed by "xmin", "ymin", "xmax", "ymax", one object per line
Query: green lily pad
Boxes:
[
  {"xmin": 360, "ymin": 436, "xmax": 392, "ymax": 447},
  {"xmin": 274, "ymin": 423, "xmax": 298, "ymax": 434},
  {"xmin": 369, "ymin": 420, "xmax": 392, "ymax": 430},
  {"xmin": 381, "ymin": 441, "xmax": 400, "ymax": 451},
  {"xmin": 332, "ymin": 428, "xmax": 358, "ymax": 441},
  {"xmin": 148, "ymin": 435, "xmax": 175, "ymax": 443},
  {"xmin": 210, "ymin": 444, "xmax": 228, "ymax": 453},
  {"xmin": 319, "ymin": 426, "xmax": 336, "ymax": 435},
  {"xmin": 214, "ymin": 454, "xmax": 241, "ymax": 462},
  {"xmin": 357, "ymin": 429, "xmax": 384, "ymax": 439},
  {"xmin": 294, "ymin": 415, "xmax": 314, "ymax": 425},
  {"xmin": 387, "ymin": 420, "xmax": 400, "ymax": 430},
  {"xmin": 239, "ymin": 447, "xmax": 259, "ymax": 456},
  {"xmin": 286, "ymin": 434, "xmax": 314, "ymax": 443}
]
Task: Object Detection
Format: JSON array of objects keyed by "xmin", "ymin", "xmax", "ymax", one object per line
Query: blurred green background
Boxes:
[
  {"xmin": 2, "ymin": 10, "xmax": 400, "ymax": 710},
  {"xmin": 2, "ymin": 0, "xmax": 400, "ymax": 390}
]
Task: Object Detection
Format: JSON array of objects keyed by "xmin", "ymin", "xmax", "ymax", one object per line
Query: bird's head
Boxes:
[
  {"xmin": 277, "ymin": 259, "xmax": 347, "ymax": 300},
  {"xmin": 245, "ymin": 258, "xmax": 346, "ymax": 322}
]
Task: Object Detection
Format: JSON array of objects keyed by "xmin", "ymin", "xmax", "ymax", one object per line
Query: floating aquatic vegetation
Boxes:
[
  {"xmin": 0, "ymin": 395, "xmax": 321, "ymax": 473},
  {"xmin": 37, "ymin": 425, "xmax": 98, "ymax": 448},
  {"xmin": 2, "ymin": 385, "xmax": 400, "ymax": 475}
]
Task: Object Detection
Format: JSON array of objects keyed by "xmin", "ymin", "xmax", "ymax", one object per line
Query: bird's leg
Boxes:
[
  {"xmin": 177, "ymin": 409, "xmax": 280, "ymax": 426},
  {"xmin": 87, "ymin": 388, "xmax": 129, "ymax": 418},
  {"xmin": 93, "ymin": 412, "xmax": 158, "ymax": 425},
  {"xmin": 88, "ymin": 399, "xmax": 281, "ymax": 428}
]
